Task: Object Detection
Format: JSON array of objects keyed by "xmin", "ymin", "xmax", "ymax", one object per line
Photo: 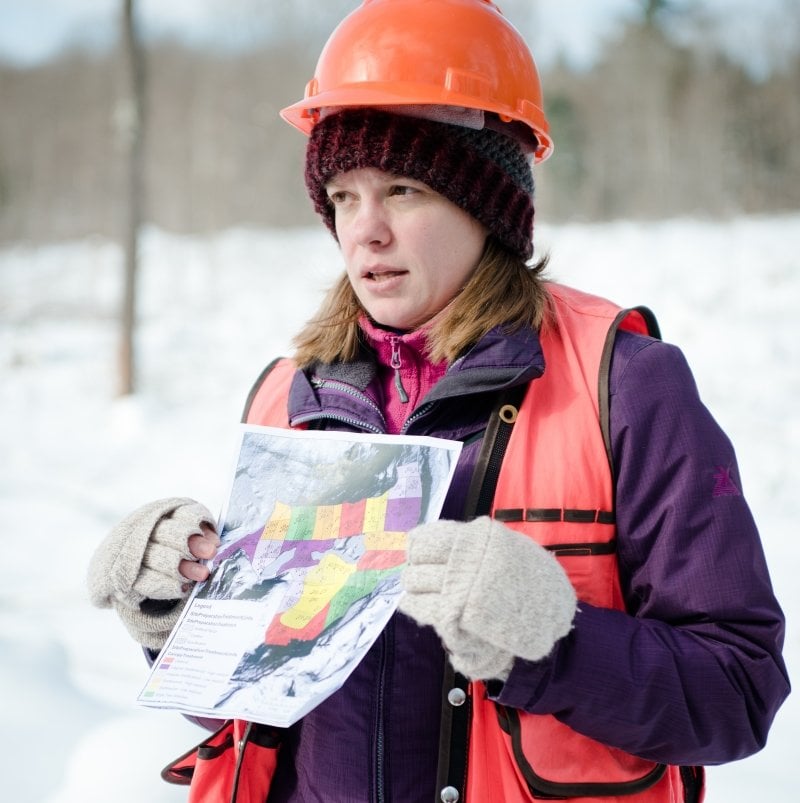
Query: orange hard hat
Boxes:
[{"xmin": 280, "ymin": 0, "xmax": 553, "ymax": 162}]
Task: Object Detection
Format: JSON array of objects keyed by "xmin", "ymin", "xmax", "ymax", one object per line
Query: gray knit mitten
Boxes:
[
  {"xmin": 399, "ymin": 516, "xmax": 577, "ymax": 681},
  {"xmin": 87, "ymin": 497, "xmax": 217, "ymax": 649}
]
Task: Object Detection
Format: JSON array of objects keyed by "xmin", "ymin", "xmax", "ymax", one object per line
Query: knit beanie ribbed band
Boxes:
[{"xmin": 305, "ymin": 108, "xmax": 535, "ymax": 260}]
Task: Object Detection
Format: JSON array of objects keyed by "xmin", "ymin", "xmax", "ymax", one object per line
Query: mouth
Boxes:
[{"xmin": 363, "ymin": 267, "xmax": 407, "ymax": 283}]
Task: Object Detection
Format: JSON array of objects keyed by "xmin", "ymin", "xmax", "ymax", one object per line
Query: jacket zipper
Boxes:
[
  {"xmin": 375, "ymin": 633, "xmax": 386, "ymax": 803},
  {"xmin": 401, "ymin": 401, "xmax": 434, "ymax": 433},
  {"xmin": 373, "ymin": 626, "xmax": 390, "ymax": 803},
  {"xmin": 308, "ymin": 378, "xmax": 386, "ymax": 432},
  {"xmin": 292, "ymin": 411, "xmax": 384, "ymax": 433}
]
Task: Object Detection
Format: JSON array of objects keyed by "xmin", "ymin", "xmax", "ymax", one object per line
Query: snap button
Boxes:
[
  {"xmin": 440, "ymin": 786, "xmax": 460, "ymax": 803},
  {"xmin": 499, "ymin": 403, "xmax": 518, "ymax": 423},
  {"xmin": 447, "ymin": 687, "xmax": 466, "ymax": 706}
]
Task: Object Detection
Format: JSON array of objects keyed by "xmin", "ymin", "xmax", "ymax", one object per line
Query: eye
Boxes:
[
  {"xmin": 326, "ymin": 189, "xmax": 349, "ymax": 205},
  {"xmin": 389, "ymin": 184, "xmax": 419, "ymax": 197}
]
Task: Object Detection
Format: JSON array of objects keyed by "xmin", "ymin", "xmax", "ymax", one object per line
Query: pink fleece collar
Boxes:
[{"xmin": 358, "ymin": 316, "xmax": 447, "ymax": 433}]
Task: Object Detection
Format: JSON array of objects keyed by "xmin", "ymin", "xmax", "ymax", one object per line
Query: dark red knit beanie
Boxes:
[{"xmin": 305, "ymin": 108, "xmax": 535, "ymax": 260}]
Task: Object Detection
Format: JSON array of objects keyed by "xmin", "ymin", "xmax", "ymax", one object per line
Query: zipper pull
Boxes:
[{"xmin": 389, "ymin": 336, "xmax": 410, "ymax": 404}]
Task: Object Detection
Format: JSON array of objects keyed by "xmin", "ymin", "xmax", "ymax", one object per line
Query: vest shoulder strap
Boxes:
[
  {"xmin": 240, "ymin": 357, "xmax": 296, "ymax": 427},
  {"xmin": 599, "ymin": 304, "xmax": 661, "ymax": 476}
]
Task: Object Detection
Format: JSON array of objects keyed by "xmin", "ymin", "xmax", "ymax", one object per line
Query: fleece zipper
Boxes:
[{"xmin": 388, "ymin": 335, "xmax": 410, "ymax": 403}]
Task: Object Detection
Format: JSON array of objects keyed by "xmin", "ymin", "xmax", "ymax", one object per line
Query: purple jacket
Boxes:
[{"xmin": 241, "ymin": 321, "xmax": 788, "ymax": 802}]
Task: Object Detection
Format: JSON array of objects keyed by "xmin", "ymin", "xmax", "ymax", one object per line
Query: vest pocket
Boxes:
[
  {"xmin": 162, "ymin": 719, "xmax": 281, "ymax": 803},
  {"xmin": 496, "ymin": 705, "xmax": 668, "ymax": 799},
  {"xmin": 162, "ymin": 720, "xmax": 236, "ymax": 800}
]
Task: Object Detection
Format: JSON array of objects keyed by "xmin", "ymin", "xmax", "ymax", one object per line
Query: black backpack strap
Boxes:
[{"xmin": 462, "ymin": 383, "xmax": 529, "ymax": 520}]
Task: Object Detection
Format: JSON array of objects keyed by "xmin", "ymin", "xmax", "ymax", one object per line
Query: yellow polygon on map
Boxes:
[
  {"xmin": 279, "ymin": 553, "xmax": 357, "ymax": 629},
  {"xmin": 261, "ymin": 500, "xmax": 292, "ymax": 540}
]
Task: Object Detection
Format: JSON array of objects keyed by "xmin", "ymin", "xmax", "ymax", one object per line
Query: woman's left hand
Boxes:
[{"xmin": 399, "ymin": 516, "xmax": 577, "ymax": 681}]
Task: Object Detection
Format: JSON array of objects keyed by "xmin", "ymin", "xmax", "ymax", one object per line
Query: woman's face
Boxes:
[{"xmin": 327, "ymin": 167, "xmax": 487, "ymax": 331}]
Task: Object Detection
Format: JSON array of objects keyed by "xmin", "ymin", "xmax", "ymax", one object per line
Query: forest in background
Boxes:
[{"xmin": 1, "ymin": 1, "xmax": 799, "ymax": 244}]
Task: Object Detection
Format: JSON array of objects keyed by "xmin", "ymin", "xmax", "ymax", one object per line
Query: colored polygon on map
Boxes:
[
  {"xmin": 256, "ymin": 487, "xmax": 420, "ymax": 647},
  {"xmin": 260, "ymin": 492, "xmax": 420, "ymax": 542}
]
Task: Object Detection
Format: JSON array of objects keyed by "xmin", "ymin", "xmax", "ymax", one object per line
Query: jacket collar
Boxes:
[{"xmin": 287, "ymin": 323, "xmax": 545, "ymax": 428}]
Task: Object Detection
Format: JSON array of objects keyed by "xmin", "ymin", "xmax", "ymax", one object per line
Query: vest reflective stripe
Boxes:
[{"xmin": 465, "ymin": 284, "xmax": 693, "ymax": 803}]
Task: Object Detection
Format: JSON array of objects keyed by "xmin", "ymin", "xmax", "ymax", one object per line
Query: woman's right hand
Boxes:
[
  {"xmin": 87, "ymin": 497, "xmax": 219, "ymax": 649},
  {"xmin": 180, "ymin": 521, "xmax": 220, "ymax": 585}
]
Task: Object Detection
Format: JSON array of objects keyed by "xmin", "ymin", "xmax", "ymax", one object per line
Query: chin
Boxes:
[
  {"xmin": 372, "ymin": 319, "xmax": 410, "ymax": 332},
  {"xmin": 369, "ymin": 310, "xmax": 415, "ymax": 331}
]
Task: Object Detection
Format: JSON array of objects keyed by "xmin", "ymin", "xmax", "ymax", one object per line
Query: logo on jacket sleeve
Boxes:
[{"xmin": 712, "ymin": 465, "xmax": 741, "ymax": 498}]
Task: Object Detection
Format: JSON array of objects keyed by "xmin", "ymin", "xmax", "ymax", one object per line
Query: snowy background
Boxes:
[{"xmin": 1, "ymin": 217, "xmax": 797, "ymax": 801}]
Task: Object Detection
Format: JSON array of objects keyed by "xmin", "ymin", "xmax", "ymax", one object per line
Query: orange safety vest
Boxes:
[
  {"xmin": 163, "ymin": 283, "xmax": 704, "ymax": 803},
  {"xmin": 461, "ymin": 284, "xmax": 703, "ymax": 802}
]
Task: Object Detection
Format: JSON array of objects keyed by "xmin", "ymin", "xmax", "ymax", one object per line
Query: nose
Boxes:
[{"xmin": 349, "ymin": 197, "xmax": 392, "ymax": 248}]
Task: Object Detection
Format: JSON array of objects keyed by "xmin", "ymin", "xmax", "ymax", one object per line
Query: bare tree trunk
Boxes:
[{"xmin": 117, "ymin": 0, "xmax": 144, "ymax": 395}]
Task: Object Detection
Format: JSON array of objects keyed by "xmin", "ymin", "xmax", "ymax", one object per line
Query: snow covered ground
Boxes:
[{"xmin": 1, "ymin": 217, "xmax": 797, "ymax": 801}]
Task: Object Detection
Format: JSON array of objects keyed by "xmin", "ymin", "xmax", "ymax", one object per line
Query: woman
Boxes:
[{"xmin": 88, "ymin": 2, "xmax": 789, "ymax": 801}]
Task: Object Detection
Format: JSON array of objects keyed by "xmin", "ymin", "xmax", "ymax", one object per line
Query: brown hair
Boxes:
[{"xmin": 292, "ymin": 238, "xmax": 551, "ymax": 368}]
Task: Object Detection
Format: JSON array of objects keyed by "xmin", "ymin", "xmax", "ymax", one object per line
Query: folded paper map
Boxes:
[{"xmin": 137, "ymin": 425, "xmax": 462, "ymax": 727}]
